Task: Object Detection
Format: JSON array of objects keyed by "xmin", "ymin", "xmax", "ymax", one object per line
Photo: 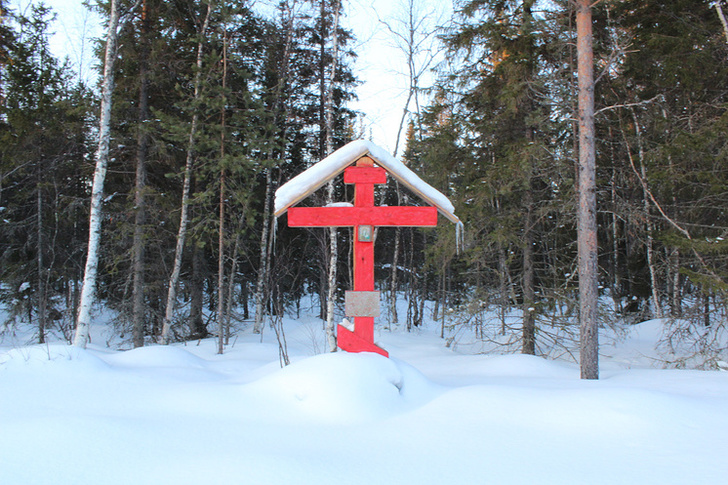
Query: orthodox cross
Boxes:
[{"xmin": 286, "ymin": 157, "xmax": 438, "ymax": 357}]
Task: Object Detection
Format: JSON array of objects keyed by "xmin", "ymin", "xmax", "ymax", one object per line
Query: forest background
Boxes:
[{"xmin": 2, "ymin": 0, "xmax": 728, "ymax": 369}]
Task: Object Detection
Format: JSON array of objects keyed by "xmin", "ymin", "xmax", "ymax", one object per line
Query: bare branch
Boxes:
[
  {"xmin": 621, "ymin": 113, "xmax": 692, "ymax": 240},
  {"xmin": 595, "ymin": 95, "xmax": 660, "ymax": 116}
]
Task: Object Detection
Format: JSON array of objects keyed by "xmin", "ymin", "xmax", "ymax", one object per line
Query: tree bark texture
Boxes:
[
  {"xmin": 132, "ymin": 0, "xmax": 150, "ymax": 348},
  {"xmin": 74, "ymin": 0, "xmax": 140, "ymax": 347},
  {"xmin": 217, "ymin": 169, "xmax": 226, "ymax": 354},
  {"xmin": 189, "ymin": 245, "xmax": 206, "ymax": 339},
  {"xmin": 522, "ymin": 203, "xmax": 536, "ymax": 355},
  {"xmin": 36, "ymin": 167, "xmax": 46, "ymax": 344},
  {"xmin": 217, "ymin": 31, "xmax": 228, "ymax": 355},
  {"xmin": 323, "ymin": 0, "xmax": 341, "ymax": 352},
  {"xmin": 254, "ymin": 168, "xmax": 272, "ymax": 334},
  {"xmin": 576, "ymin": 0, "xmax": 599, "ymax": 379}
]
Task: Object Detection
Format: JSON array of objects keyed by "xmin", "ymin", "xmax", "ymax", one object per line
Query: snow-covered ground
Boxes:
[{"xmin": 1, "ymin": 306, "xmax": 727, "ymax": 484}]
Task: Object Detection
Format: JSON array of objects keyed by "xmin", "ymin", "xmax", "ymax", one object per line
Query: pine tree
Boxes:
[{"xmin": 575, "ymin": 0, "xmax": 598, "ymax": 379}]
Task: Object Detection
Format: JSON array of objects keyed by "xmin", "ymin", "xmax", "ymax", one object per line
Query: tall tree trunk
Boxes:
[
  {"xmin": 36, "ymin": 167, "xmax": 46, "ymax": 344},
  {"xmin": 217, "ymin": 31, "xmax": 228, "ymax": 355},
  {"xmin": 225, "ymin": 224, "xmax": 244, "ymax": 345},
  {"xmin": 254, "ymin": 168, "xmax": 272, "ymax": 334},
  {"xmin": 254, "ymin": 1, "xmax": 296, "ymax": 334},
  {"xmin": 522, "ymin": 202, "xmax": 536, "ymax": 355},
  {"xmin": 160, "ymin": 2, "xmax": 213, "ymax": 344},
  {"xmin": 610, "ymin": 143, "xmax": 622, "ymax": 314},
  {"xmin": 439, "ymin": 262, "xmax": 447, "ymax": 339},
  {"xmin": 241, "ymin": 278, "xmax": 249, "ymax": 320},
  {"xmin": 630, "ymin": 109, "xmax": 662, "ymax": 319},
  {"xmin": 405, "ymin": 229, "xmax": 415, "ymax": 331},
  {"xmin": 132, "ymin": 0, "xmax": 150, "ymax": 348},
  {"xmin": 670, "ymin": 248, "xmax": 681, "ymax": 317},
  {"xmin": 318, "ymin": 0, "xmax": 327, "ymax": 158},
  {"xmin": 576, "ymin": 0, "xmax": 599, "ymax": 379},
  {"xmin": 323, "ymin": 0, "xmax": 341, "ymax": 352},
  {"xmin": 217, "ymin": 169, "xmax": 226, "ymax": 354},
  {"xmin": 522, "ymin": 116, "xmax": 536, "ymax": 354},
  {"xmin": 417, "ymin": 238, "xmax": 426, "ymax": 327},
  {"xmin": 389, "ymin": 185, "xmax": 402, "ymax": 325},
  {"xmin": 74, "ymin": 0, "xmax": 140, "ymax": 347},
  {"xmin": 665, "ymin": 109, "xmax": 681, "ymax": 319},
  {"xmin": 498, "ymin": 244, "xmax": 508, "ymax": 335},
  {"xmin": 189, "ymin": 245, "xmax": 206, "ymax": 339}
]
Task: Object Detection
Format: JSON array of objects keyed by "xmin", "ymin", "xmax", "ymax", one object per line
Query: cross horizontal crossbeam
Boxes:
[{"xmin": 287, "ymin": 206, "xmax": 438, "ymax": 228}]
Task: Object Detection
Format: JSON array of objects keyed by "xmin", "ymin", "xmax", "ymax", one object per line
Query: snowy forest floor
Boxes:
[{"xmin": 1, "ymin": 299, "xmax": 727, "ymax": 484}]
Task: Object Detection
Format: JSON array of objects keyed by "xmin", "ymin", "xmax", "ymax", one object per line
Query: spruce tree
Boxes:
[
  {"xmin": 0, "ymin": 5, "xmax": 93, "ymax": 342},
  {"xmin": 440, "ymin": 0, "xmax": 568, "ymax": 354}
]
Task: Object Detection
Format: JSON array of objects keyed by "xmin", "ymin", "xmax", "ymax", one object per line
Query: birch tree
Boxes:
[
  {"xmin": 714, "ymin": 0, "xmax": 728, "ymax": 44},
  {"xmin": 159, "ymin": 2, "xmax": 213, "ymax": 345},
  {"xmin": 378, "ymin": 0, "xmax": 441, "ymax": 157},
  {"xmin": 323, "ymin": 0, "xmax": 342, "ymax": 352},
  {"xmin": 254, "ymin": 0, "xmax": 297, "ymax": 335},
  {"xmin": 74, "ymin": 0, "xmax": 140, "ymax": 348},
  {"xmin": 378, "ymin": 0, "xmax": 442, "ymax": 326}
]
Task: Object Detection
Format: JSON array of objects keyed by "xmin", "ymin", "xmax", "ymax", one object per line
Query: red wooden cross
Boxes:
[{"xmin": 287, "ymin": 157, "xmax": 437, "ymax": 357}]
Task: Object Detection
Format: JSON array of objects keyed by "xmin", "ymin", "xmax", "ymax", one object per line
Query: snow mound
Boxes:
[
  {"xmin": 0, "ymin": 344, "xmax": 109, "ymax": 372},
  {"xmin": 476, "ymin": 353, "xmax": 578, "ymax": 379},
  {"xmin": 244, "ymin": 352, "xmax": 442, "ymax": 423},
  {"xmin": 100, "ymin": 344, "xmax": 208, "ymax": 369}
]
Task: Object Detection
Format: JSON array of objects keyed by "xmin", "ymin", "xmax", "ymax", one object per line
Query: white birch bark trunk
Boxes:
[
  {"xmin": 254, "ymin": 168, "xmax": 272, "ymax": 334},
  {"xmin": 74, "ymin": 0, "xmax": 138, "ymax": 347},
  {"xmin": 323, "ymin": 0, "xmax": 341, "ymax": 352},
  {"xmin": 670, "ymin": 248, "xmax": 681, "ymax": 317},
  {"xmin": 714, "ymin": 1, "xmax": 728, "ymax": 44},
  {"xmin": 254, "ymin": 2, "xmax": 296, "ymax": 334},
  {"xmin": 160, "ymin": 3, "xmax": 213, "ymax": 344},
  {"xmin": 630, "ymin": 109, "xmax": 663, "ymax": 319}
]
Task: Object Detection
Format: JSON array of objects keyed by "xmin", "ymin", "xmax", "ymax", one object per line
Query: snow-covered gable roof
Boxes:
[{"xmin": 274, "ymin": 140, "xmax": 461, "ymax": 224}]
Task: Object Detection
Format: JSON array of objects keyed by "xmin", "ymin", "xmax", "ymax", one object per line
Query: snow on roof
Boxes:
[{"xmin": 274, "ymin": 140, "xmax": 460, "ymax": 224}]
